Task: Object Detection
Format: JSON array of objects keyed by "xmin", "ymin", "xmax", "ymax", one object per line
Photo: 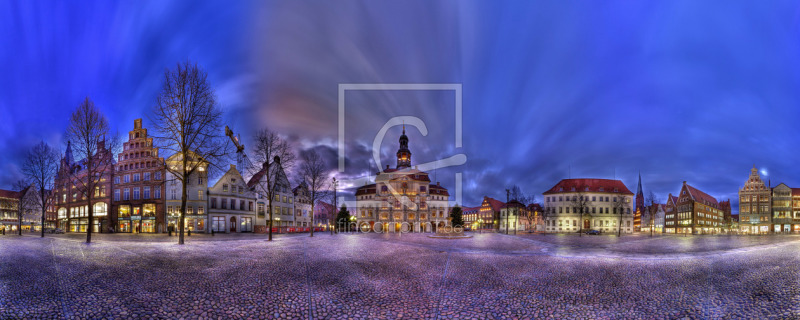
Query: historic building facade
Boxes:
[
  {"xmin": 738, "ymin": 166, "xmax": 771, "ymax": 234},
  {"xmin": 247, "ymin": 160, "xmax": 295, "ymax": 232},
  {"xmin": 292, "ymin": 182, "xmax": 313, "ymax": 229},
  {"xmin": 165, "ymin": 151, "xmax": 209, "ymax": 233},
  {"xmin": 666, "ymin": 181, "xmax": 724, "ymax": 234},
  {"xmin": 53, "ymin": 140, "xmax": 115, "ymax": 233},
  {"xmin": 112, "ymin": 119, "xmax": 166, "ymax": 233},
  {"xmin": 542, "ymin": 179, "xmax": 634, "ymax": 234},
  {"xmin": 208, "ymin": 165, "xmax": 256, "ymax": 233},
  {"xmin": 771, "ymin": 183, "xmax": 795, "ymax": 233},
  {"xmin": 354, "ymin": 127, "xmax": 450, "ymax": 233}
]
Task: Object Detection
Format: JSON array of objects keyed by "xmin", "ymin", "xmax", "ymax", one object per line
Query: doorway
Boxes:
[
  {"xmin": 230, "ymin": 217, "xmax": 237, "ymax": 233},
  {"xmin": 584, "ymin": 219, "xmax": 590, "ymax": 230}
]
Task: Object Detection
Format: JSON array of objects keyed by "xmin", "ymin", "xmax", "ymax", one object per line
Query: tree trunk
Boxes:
[
  {"xmin": 179, "ymin": 166, "xmax": 187, "ymax": 245},
  {"xmin": 310, "ymin": 203, "xmax": 314, "ymax": 237},
  {"xmin": 40, "ymin": 188, "xmax": 46, "ymax": 238},
  {"xmin": 87, "ymin": 185, "xmax": 93, "ymax": 243},
  {"xmin": 268, "ymin": 197, "xmax": 273, "ymax": 241},
  {"xmin": 18, "ymin": 204, "xmax": 22, "ymax": 236}
]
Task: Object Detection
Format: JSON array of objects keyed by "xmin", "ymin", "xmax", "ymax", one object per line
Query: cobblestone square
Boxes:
[{"xmin": 2, "ymin": 233, "xmax": 800, "ymax": 319}]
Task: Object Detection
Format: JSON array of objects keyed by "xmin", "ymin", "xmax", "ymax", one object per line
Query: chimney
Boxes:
[
  {"xmin": 682, "ymin": 181, "xmax": 686, "ymax": 185},
  {"xmin": 386, "ymin": 165, "xmax": 390, "ymax": 170},
  {"xmin": 134, "ymin": 118, "xmax": 142, "ymax": 129},
  {"xmin": 230, "ymin": 164, "xmax": 236, "ymax": 170}
]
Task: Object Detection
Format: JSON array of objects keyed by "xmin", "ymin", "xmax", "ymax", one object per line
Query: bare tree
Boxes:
[
  {"xmin": 509, "ymin": 185, "xmax": 534, "ymax": 233},
  {"xmin": 151, "ymin": 61, "xmax": 230, "ymax": 245},
  {"xmin": 611, "ymin": 194, "xmax": 629, "ymax": 237},
  {"xmin": 22, "ymin": 141, "xmax": 60, "ymax": 237},
  {"xmin": 645, "ymin": 191, "xmax": 660, "ymax": 238},
  {"xmin": 64, "ymin": 97, "xmax": 119, "ymax": 243},
  {"xmin": 13, "ymin": 181, "xmax": 36, "ymax": 235},
  {"xmin": 300, "ymin": 149, "xmax": 330, "ymax": 237},
  {"xmin": 249, "ymin": 128, "xmax": 295, "ymax": 241},
  {"xmin": 570, "ymin": 189, "xmax": 591, "ymax": 237}
]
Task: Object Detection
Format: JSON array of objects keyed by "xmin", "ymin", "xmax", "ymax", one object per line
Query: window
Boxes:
[
  {"xmin": 198, "ymin": 177, "xmax": 203, "ymax": 185},
  {"xmin": 223, "ymin": 184, "xmax": 228, "ymax": 192},
  {"xmin": 119, "ymin": 205, "xmax": 130, "ymax": 218},
  {"xmin": 114, "ymin": 177, "xmax": 120, "ymax": 184},
  {"xmin": 230, "ymin": 199, "xmax": 236, "ymax": 210},
  {"xmin": 239, "ymin": 186, "xmax": 243, "ymax": 194},
  {"xmin": 114, "ymin": 189, "xmax": 120, "ymax": 201},
  {"xmin": 212, "ymin": 216, "xmax": 225, "ymax": 232},
  {"xmin": 211, "ymin": 198, "xmax": 217, "ymax": 209},
  {"xmin": 187, "ymin": 206, "xmax": 194, "ymax": 215},
  {"xmin": 123, "ymin": 188, "xmax": 130, "ymax": 200},
  {"xmin": 143, "ymin": 187, "xmax": 150, "ymax": 199},
  {"xmin": 124, "ymin": 175, "xmax": 130, "ymax": 183},
  {"xmin": 221, "ymin": 198, "xmax": 227, "ymax": 209},
  {"xmin": 249, "ymin": 201, "xmax": 254, "ymax": 211},
  {"xmin": 240, "ymin": 200, "xmax": 245, "ymax": 211},
  {"xmin": 258, "ymin": 203, "xmax": 265, "ymax": 216},
  {"xmin": 154, "ymin": 188, "xmax": 161, "ymax": 199},
  {"xmin": 198, "ymin": 190, "xmax": 204, "ymax": 200},
  {"xmin": 171, "ymin": 189, "xmax": 176, "ymax": 200},
  {"xmin": 198, "ymin": 206, "xmax": 204, "ymax": 215},
  {"xmin": 133, "ymin": 188, "xmax": 140, "ymax": 200},
  {"xmin": 155, "ymin": 172, "xmax": 161, "ymax": 180},
  {"xmin": 144, "ymin": 172, "xmax": 150, "ymax": 181},
  {"xmin": 143, "ymin": 204, "xmax": 155, "ymax": 217}
]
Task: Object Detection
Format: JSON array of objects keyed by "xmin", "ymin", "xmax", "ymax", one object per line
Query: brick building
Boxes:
[
  {"xmin": 53, "ymin": 140, "xmax": 115, "ymax": 233},
  {"xmin": 666, "ymin": 181, "xmax": 724, "ymax": 234},
  {"xmin": 112, "ymin": 119, "xmax": 166, "ymax": 233}
]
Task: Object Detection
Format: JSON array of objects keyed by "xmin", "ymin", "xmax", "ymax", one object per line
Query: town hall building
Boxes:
[{"xmin": 354, "ymin": 126, "xmax": 450, "ymax": 233}]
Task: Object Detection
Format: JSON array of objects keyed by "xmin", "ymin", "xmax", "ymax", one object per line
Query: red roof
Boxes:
[
  {"xmin": 429, "ymin": 184, "xmax": 449, "ymax": 196},
  {"xmin": 543, "ymin": 179, "xmax": 633, "ymax": 195},
  {"xmin": 527, "ymin": 203, "xmax": 543, "ymax": 212},
  {"xmin": 792, "ymin": 188, "xmax": 800, "ymax": 196},
  {"xmin": 685, "ymin": 183, "xmax": 719, "ymax": 208}
]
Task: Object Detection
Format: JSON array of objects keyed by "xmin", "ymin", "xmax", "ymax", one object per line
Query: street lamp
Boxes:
[
  {"xmin": 349, "ymin": 215, "xmax": 356, "ymax": 233},
  {"xmin": 478, "ymin": 218, "xmax": 483, "ymax": 234}
]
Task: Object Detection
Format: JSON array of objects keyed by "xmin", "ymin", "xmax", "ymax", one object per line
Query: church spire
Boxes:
[
  {"xmin": 396, "ymin": 125, "xmax": 411, "ymax": 169},
  {"xmin": 636, "ymin": 171, "xmax": 643, "ymax": 195}
]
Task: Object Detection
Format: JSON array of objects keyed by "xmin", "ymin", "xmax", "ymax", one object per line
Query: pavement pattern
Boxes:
[{"xmin": 1, "ymin": 232, "xmax": 800, "ymax": 319}]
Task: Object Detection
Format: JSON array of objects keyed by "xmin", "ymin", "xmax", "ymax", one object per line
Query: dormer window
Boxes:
[
  {"xmin": 559, "ymin": 187, "xmax": 564, "ymax": 191},
  {"xmin": 599, "ymin": 187, "xmax": 604, "ymax": 192},
  {"xmin": 584, "ymin": 187, "xmax": 589, "ymax": 191},
  {"xmin": 570, "ymin": 187, "xmax": 575, "ymax": 191}
]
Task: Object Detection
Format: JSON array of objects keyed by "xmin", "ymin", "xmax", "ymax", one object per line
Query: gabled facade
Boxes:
[
  {"xmin": 738, "ymin": 166, "xmax": 771, "ymax": 234},
  {"xmin": 247, "ymin": 160, "xmax": 294, "ymax": 232},
  {"xmin": 208, "ymin": 165, "xmax": 256, "ymax": 233},
  {"xmin": 292, "ymin": 182, "xmax": 312, "ymax": 229},
  {"xmin": 112, "ymin": 119, "xmax": 166, "ymax": 233},
  {"xmin": 668, "ymin": 181, "xmax": 724, "ymax": 234},
  {"xmin": 664, "ymin": 194, "xmax": 678, "ymax": 233},
  {"xmin": 641, "ymin": 203, "xmax": 665, "ymax": 233}
]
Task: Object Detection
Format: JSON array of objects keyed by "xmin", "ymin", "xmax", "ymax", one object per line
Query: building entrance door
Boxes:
[
  {"xmin": 584, "ymin": 219, "xmax": 590, "ymax": 230},
  {"xmin": 230, "ymin": 217, "xmax": 236, "ymax": 233}
]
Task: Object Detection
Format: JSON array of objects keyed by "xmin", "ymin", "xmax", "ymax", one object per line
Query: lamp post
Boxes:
[
  {"xmin": 350, "ymin": 215, "xmax": 356, "ymax": 233},
  {"xmin": 478, "ymin": 219, "xmax": 483, "ymax": 234}
]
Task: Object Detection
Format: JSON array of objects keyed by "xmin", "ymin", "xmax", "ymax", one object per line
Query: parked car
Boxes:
[
  {"xmin": 585, "ymin": 229, "xmax": 601, "ymax": 235},
  {"xmin": 52, "ymin": 228, "xmax": 64, "ymax": 234}
]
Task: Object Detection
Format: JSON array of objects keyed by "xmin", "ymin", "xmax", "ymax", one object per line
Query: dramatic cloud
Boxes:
[{"xmin": 3, "ymin": 1, "xmax": 800, "ymax": 212}]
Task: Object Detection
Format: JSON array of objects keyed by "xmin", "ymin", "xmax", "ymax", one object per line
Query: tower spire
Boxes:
[
  {"xmin": 396, "ymin": 125, "xmax": 411, "ymax": 169},
  {"xmin": 637, "ymin": 171, "xmax": 643, "ymax": 195}
]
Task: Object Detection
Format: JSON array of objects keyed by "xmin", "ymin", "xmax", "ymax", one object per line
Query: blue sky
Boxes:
[{"xmin": 2, "ymin": 0, "xmax": 800, "ymax": 211}]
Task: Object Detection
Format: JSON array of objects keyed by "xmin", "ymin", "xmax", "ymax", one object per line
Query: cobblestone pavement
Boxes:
[{"xmin": 1, "ymin": 233, "xmax": 800, "ymax": 319}]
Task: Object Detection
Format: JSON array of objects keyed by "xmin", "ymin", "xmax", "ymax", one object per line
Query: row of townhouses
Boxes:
[{"xmin": 47, "ymin": 119, "xmax": 322, "ymax": 234}]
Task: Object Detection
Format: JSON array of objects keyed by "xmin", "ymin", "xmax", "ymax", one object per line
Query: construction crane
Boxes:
[{"xmin": 225, "ymin": 125, "xmax": 247, "ymax": 170}]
